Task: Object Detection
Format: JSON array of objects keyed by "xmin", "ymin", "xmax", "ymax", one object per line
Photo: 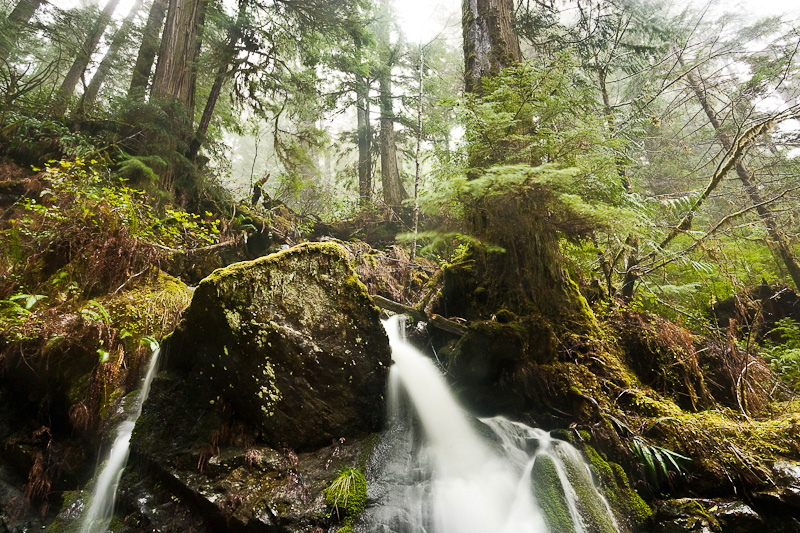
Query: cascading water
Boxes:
[
  {"xmin": 360, "ymin": 316, "xmax": 619, "ymax": 533},
  {"xmin": 79, "ymin": 347, "xmax": 162, "ymax": 533}
]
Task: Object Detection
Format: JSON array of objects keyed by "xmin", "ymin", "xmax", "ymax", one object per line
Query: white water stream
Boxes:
[
  {"xmin": 364, "ymin": 316, "xmax": 619, "ymax": 533},
  {"xmin": 79, "ymin": 347, "xmax": 161, "ymax": 533}
]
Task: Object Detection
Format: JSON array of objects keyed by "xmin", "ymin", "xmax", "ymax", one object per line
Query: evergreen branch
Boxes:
[{"xmin": 640, "ymin": 184, "xmax": 800, "ymax": 277}]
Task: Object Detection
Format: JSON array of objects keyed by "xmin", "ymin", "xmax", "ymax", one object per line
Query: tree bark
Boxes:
[
  {"xmin": 2, "ymin": 0, "xmax": 43, "ymax": 26},
  {"xmin": 411, "ymin": 44, "xmax": 424, "ymax": 261},
  {"xmin": 151, "ymin": 0, "xmax": 205, "ymax": 111},
  {"xmin": 462, "ymin": 0, "xmax": 521, "ymax": 95},
  {"xmin": 684, "ymin": 61, "xmax": 800, "ymax": 290},
  {"xmin": 150, "ymin": 0, "xmax": 207, "ymax": 191},
  {"xmin": 355, "ymin": 34, "xmax": 372, "ymax": 205},
  {"xmin": 127, "ymin": 0, "xmax": 168, "ymax": 102},
  {"xmin": 376, "ymin": 0, "xmax": 407, "ymax": 206},
  {"xmin": 0, "ymin": 0, "xmax": 45, "ymax": 62},
  {"xmin": 81, "ymin": 0, "xmax": 145, "ymax": 111},
  {"xmin": 357, "ymin": 86, "xmax": 372, "ymax": 204}
]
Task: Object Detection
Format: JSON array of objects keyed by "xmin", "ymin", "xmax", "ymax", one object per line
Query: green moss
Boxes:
[
  {"xmin": 667, "ymin": 499, "xmax": 722, "ymax": 532},
  {"xmin": 203, "ymin": 241, "xmax": 349, "ymax": 285},
  {"xmin": 582, "ymin": 445, "xmax": 652, "ymax": 525},
  {"xmin": 325, "ymin": 469, "xmax": 367, "ymax": 526},
  {"xmin": 103, "ymin": 269, "xmax": 191, "ymax": 340},
  {"xmin": 641, "ymin": 407, "xmax": 800, "ymax": 494},
  {"xmin": 617, "ymin": 388, "xmax": 682, "ymax": 418},
  {"xmin": 358, "ymin": 433, "xmax": 380, "ymax": 472},
  {"xmin": 531, "ymin": 455, "xmax": 576, "ymax": 533},
  {"xmin": 108, "ymin": 516, "xmax": 123, "ymax": 532}
]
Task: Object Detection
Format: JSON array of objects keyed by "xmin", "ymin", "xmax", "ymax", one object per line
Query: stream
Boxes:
[
  {"xmin": 78, "ymin": 347, "xmax": 162, "ymax": 533},
  {"xmin": 359, "ymin": 316, "xmax": 619, "ymax": 532}
]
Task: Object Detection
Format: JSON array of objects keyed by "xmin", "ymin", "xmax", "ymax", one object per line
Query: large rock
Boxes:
[
  {"xmin": 126, "ymin": 374, "xmax": 370, "ymax": 533},
  {"xmin": 165, "ymin": 242, "xmax": 391, "ymax": 450}
]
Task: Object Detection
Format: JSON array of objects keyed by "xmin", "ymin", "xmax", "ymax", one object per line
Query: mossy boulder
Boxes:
[{"xmin": 164, "ymin": 242, "xmax": 391, "ymax": 450}]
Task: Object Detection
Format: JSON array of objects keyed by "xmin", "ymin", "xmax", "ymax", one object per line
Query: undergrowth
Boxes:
[
  {"xmin": 0, "ymin": 157, "xmax": 206, "ymax": 513},
  {"xmin": 760, "ymin": 318, "xmax": 800, "ymax": 393}
]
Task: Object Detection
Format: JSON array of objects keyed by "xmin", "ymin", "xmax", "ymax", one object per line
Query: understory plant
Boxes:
[{"xmin": 761, "ymin": 318, "xmax": 800, "ymax": 393}]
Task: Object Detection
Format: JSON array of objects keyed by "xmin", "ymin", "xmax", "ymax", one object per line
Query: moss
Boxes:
[
  {"xmin": 611, "ymin": 310, "xmax": 712, "ymax": 411},
  {"xmin": 108, "ymin": 516, "xmax": 123, "ymax": 532},
  {"xmin": 531, "ymin": 455, "xmax": 576, "ymax": 533},
  {"xmin": 202, "ymin": 241, "xmax": 350, "ymax": 286},
  {"xmin": 665, "ymin": 499, "xmax": 722, "ymax": 532},
  {"xmin": 642, "ymin": 407, "xmax": 800, "ymax": 494},
  {"xmin": 325, "ymin": 469, "xmax": 367, "ymax": 526},
  {"xmin": 357, "ymin": 433, "xmax": 380, "ymax": 472},
  {"xmin": 582, "ymin": 445, "xmax": 652, "ymax": 526},
  {"xmin": 616, "ymin": 388, "xmax": 682, "ymax": 418},
  {"xmin": 494, "ymin": 308, "xmax": 516, "ymax": 323},
  {"xmin": 102, "ymin": 269, "xmax": 191, "ymax": 341}
]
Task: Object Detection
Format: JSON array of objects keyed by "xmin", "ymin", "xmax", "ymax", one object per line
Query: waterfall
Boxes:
[
  {"xmin": 79, "ymin": 347, "xmax": 162, "ymax": 533},
  {"xmin": 361, "ymin": 316, "xmax": 619, "ymax": 533}
]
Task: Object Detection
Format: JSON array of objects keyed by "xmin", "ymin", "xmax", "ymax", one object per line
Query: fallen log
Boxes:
[
  {"xmin": 429, "ymin": 313, "xmax": 468, "ymax": 336},
  {"xmin": 372, "ymin": 295, "xmax": 468, "ymax": 336}
]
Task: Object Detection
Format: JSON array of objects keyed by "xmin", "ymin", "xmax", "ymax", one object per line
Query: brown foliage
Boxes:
[{"xmin": 612, "ymin": 310, "xmax": 712, "ymax": 411}]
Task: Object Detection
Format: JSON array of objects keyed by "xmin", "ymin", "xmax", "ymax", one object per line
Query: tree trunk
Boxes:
[
  {"xmin": 460, "ymin": 0, "xmax": 597, "ymax": 332},
  {"xmin": 376, "ymin": 0, "xmax": 407, "ymax": 206},
  {"xmin": 151, "ymin": 0, "xmax": 205, "ymax": 110},
  {"xmin": 150, "ymin": 0, "xmax": 206, "ymax": 191},
  {"xmin": 127, "ymin": 0, "xmax": 168, "ymax": 102},
  {"xmin": 596, "ymin": 65, "xmax": 638, "ymax": 298},
  {"xmin": 684, "ymin": 61, "xmax": 800, "ymax": 290},
  {"xmin": 81, "ymin": 0, "xmax": 145, "ymax": 111},
  {"xmin": 411, "ymin": 44, "xmax": 424, "ymax": 261},
  {"xmin": 56, "ymin": 0, "xmax": 122, "ymax": 107},
  {"xmin": 462, "ymin": 0, "xmax": 521, "ymax": 95},
  {"xmin": 377, "ymin": 72, "xmax": 406, "ymax": 206},
  {"xmin": 2, "ymin": 0, "xmax": 43, "ymax": 26},
  {"xmin": 354, "ymin": 33, "xmax": 372, "ymax": 205},
  {"xmin": 186, "ymin": 63, "xmax": 225, "ymax": 161},
  {"xmin": 357, "ymin": 84, "xmax": 372, "ymax": 204},
  {"xmin": 0, "ymin": 0, "xmax": 45, "ymax": 62},
  {"xmin": 187, "ymin": 0, "xmax": 245, "ymax": 162}
]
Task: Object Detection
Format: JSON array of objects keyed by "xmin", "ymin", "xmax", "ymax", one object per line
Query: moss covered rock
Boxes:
[{"xmin": 165, "ymin": 242, "xmax": 391, "ymax": 450}]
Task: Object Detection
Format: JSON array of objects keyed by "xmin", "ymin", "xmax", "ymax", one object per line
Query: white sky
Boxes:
[
  {"xmin": 50, "ymin": 0, "xmax": 800, "ymax": 44},
  {"xmin": 394, "ymin": 0, "xmax": 800, "ymax": 44},
  {"xmin": 394, "ymin": 0, "xmax": 460, "ymax": 43}
]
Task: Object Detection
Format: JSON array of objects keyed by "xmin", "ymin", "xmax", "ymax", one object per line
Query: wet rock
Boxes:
[
  {"xmin": 128, "ymin": 373, "xmax": 369, "ymax": 532},
  {"xmin": 652, "ymin": 499, "xmax": 720, "ymax": 533},
  {"xmin": 703, "ymin": 500, "xmax": 763, "ymax": 532},
  {"xmin": 752, "ymin": 460, "xmax": 800, "ymax": 512},
  {"xmin": 442, "ymin": 316, "xmax": 558, "ymax": 416},
  {"xmin": 652, "ymin": 498, "xmax": 772, "ymax": 533},
  {"xmin": 164, "ymin": 242, "xmax": 391, "ymax": 450}
]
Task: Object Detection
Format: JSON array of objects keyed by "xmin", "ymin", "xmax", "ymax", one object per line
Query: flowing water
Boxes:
[
  {"xmin": 361, "ymin": 316, "xmax": 619, "ymax": 533},
  {"xmin": 79, "ymin": 348, "xmax": 162, "ymax": 533}
]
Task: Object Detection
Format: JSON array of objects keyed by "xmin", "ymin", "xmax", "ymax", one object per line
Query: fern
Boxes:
[
  {"xmin": 629, "ymin": 436, "xmax": 691, "ymax": 488},
  {"xmin": 117, "ymin": 154, "xmax": 166, "ymax": 184}
]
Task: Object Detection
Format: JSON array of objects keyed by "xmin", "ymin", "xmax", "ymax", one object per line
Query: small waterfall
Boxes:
[
  {"xmin": 79, "ymin": 347, "xmax": 162, "ymax": 533},
  {"xmin": 362, "ymin": 316, "xmax": 618, "ymax": 533}
]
